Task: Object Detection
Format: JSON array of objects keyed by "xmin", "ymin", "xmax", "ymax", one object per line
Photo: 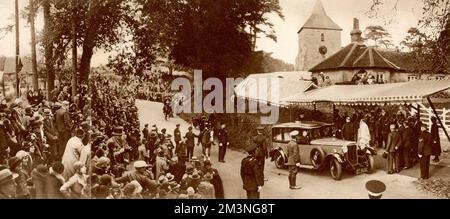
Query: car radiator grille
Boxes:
[{"xmin": 347, "ymin": 145, "xmax": 357, "ymax": 165}]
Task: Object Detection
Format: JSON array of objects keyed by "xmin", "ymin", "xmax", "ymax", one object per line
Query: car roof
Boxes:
[{"xmin": 272, "ymin": 121, "xmax": 332, "ymax": 129}]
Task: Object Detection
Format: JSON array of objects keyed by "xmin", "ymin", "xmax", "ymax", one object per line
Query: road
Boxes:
[{"xmin": 136, "ymin": 100, "xmax": 438, "ymax": 199}]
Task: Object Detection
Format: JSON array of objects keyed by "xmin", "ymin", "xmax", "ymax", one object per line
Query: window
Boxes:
[
  {"xmin": 408, "ymin": 75, "xmax": 418, "ymax": 81},
  {"xmin": 272, "ymin": 128, "xmax": 283, "ymax": 142},
  {"xmin": 321, "ymin": 33, "xmax": 325, "ymax": 42}
]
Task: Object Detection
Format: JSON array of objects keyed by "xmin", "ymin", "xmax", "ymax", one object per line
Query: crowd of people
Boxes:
[
  {"xmin": 333, "ymin": 106, "xmax": 442, "ymax": 178},
  {"xmin": 0, "ymin": 70, "xmax": 228, "ymax": 199}
]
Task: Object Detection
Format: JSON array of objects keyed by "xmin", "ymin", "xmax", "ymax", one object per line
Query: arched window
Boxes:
[{"xmin": 321, "ymin": 33, "xmax": 325, "ymax": 42}]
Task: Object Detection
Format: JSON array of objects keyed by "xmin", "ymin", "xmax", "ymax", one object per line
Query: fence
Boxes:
[{"xmin": 419, "ymin": 103, "xmax": 450, "ymax": 140}]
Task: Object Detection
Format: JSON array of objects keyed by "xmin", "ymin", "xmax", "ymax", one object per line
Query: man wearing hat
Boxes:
[
  {"xmin": 43, "ymin": 108, "xmax": 59, "ymax": 161},
  {"xmin": 107, "ymin": 126, "xmax": 130, "ymax": 163},
  {"xmin": 55, "ymin": 100, "xmax": 73, "ymax": 157},
  {"xmin": 418, "ymin": 124, "xmax": 433, "ymax": 179},
  {"xmin": 0, "ymin": 168, "xmax": 18, "ymax": 199},
  {"xmin": 184, "ymin": 126, "xmax": 199, "ymax": 160},
  {"xmin": 365, "ymin": 180, "xmax": 386, "ymax": 199},
  {"xmin": 217, "ymin": 123, "xmax": 229, "ymax": 163},
  {"xmin": 142, "ymin": 124, "xmax": 149, "ymax": 140},
  {"xmin": 286, "ymin": 130, "xmax": 301, "ymax": 189},
  {"xmin": 174, "ymin": 124, "xmax": 182, "ymax": 152},
  {"xmin": 240, "ymin": 144, "xmax": 264, "ymax": 199},
  {"xmin": 253, "ymin": 126, "xmax": 268, "ymax": 181},
  {"xmin": 116, "ymin": 160, "xmax": 154, "ymax": 191}
]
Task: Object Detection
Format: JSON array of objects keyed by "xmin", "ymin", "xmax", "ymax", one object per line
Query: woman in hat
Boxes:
[
  {"xmin": 60, "ymin": 161, "xmax": 88, "ymax": 199},
  {"xmin": 0, "ymin": 168, "xmax": 18, "ymax": 199},
  {"xmin": 61, "ymin": 129, "xmax": 85, "ymax": 180}
]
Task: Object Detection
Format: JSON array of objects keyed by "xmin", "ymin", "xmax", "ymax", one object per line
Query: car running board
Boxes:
[{"xmin": 298, "ymin": 164, "xmax": 315, "ymax": 170}]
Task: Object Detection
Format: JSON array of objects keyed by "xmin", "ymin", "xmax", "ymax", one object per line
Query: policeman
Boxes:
[
  {"xmin": 253, "ymin": 126, "xmax": 268, "ymax": 181},
  {"xmin": 365, "ymin": 180, "xmax": 386, "ymax": 199},
  {"xmin": 286, "ymin": 130, "xmax": 301, "ymax": 189},
  {"xmin": 240, "ymin": 144, "xmax": 264, "ymax": 199},
  {"xmin": 174, "ymin": 124, "xmax": 182, "ymax": 152}
]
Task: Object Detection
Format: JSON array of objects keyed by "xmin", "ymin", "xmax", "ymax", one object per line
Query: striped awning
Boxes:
[{"xmin": 281, "ymin": 80, "xmax": 450, "ymax": 105}]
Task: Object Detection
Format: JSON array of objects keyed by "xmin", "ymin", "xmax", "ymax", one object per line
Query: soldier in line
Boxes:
[
  {"xmin": 217, "ymin": 124, "xmax": 229, "ymax": 163},
  {"xmin": 418, "ymin": 124, "xmax": 433, "ymax": 180},
  {"xmin": 286, "ymin": 131, "xmax": 301, "ymax": 189},
  {"xmin": 253, "ymin": 126, "xmax": 268, "ymax": 181},
  {"xmin": 240, "ymin": 144, "xmax": 263, "ymax": 199}
]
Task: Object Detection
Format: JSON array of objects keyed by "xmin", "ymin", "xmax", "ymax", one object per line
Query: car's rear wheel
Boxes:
[
  {"xmin": 310, "ymin": 148, "xmax": 325, "ymax": 168},
  {"xmin": 274, "ymin": 152, "xmax": 285, "ymax": 169},
  {"xmin": 330, "ymin": 158, "xmax": 342, "ymax": 180}
]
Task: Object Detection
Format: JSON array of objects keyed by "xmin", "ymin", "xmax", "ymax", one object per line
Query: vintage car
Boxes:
[{"xmin": 269, "ymin": 121, "xmax": 376, "ymax": 180}]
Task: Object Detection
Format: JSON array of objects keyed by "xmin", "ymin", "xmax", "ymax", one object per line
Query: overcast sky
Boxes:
[{"xmin": 0, "ymin": 0, "xmax": 423, "ymax": 66}]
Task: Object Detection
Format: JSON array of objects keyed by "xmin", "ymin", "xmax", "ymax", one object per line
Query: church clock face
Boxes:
[{"xmin": 319, "ymin": 46, "xmax": 328, "ymax": 55}]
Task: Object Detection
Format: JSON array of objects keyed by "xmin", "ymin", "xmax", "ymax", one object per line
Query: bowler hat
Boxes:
[
  {"xmin": 51, "ymin": 162, "xmax": 64, "ymax": 175},
  {"xmin": 112, "ymin": 126, "xmax": 124, "ymax": 136},
  {"xmin": 290, "ymin": 130, "xmax": 299, "ymax": 137},
  {"xmin": 75, "ymin": 129, "xmax": 85, "ymax": 138}
]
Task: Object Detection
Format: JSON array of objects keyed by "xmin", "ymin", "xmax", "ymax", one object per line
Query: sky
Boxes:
[{"xmin": 0, "ymin": 0, "xmax": 423, "ymax": 66}]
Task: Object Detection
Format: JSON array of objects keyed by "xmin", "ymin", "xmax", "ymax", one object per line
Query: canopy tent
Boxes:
[
  {"xmin": 281, "ymin": 79, "xmax": 450, "ymax": 143},
  {"xmin": 282, "ymin": 80, "xmax": 450, "ymax": 105},
  {"xmin": 234, "ymin": 71, "xmax": 316, "ymax": 105}
]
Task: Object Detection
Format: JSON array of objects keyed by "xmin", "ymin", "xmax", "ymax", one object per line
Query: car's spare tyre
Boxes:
[
  {"xmin": 274, "ymin": 152, "xmax": 285, "ymax": 169},
  {"xmin": 310, "ymin": 148, "xmax": 325, "ymax": 168}
]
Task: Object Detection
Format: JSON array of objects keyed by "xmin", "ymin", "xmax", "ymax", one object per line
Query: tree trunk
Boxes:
[
  {"xmin": 71, "ymin": 0, "xmax": 78, "ymax": 97},
  {"xmin": 78, "ymin": 0, "xmax": 98, "ymax": 84},
  {"xmin": 43, "ymin": 0, "xmax": 54, "ymax": 99},
  {"xmin": 15, "ymin": 0, "xmax": 20, "ymax": 97},
  {"xmin": 29, "ymin": 0, "xmax": 39, "ymax": 91}
]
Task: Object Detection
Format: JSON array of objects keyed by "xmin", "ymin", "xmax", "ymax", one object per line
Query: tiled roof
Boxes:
[
  {"xmin": 298, "ymin": 0, "xmax": 342, "ymax": 33},
  {"xmin": 309, "ymin": 43, "xmax": 428, "ymax": 72}
]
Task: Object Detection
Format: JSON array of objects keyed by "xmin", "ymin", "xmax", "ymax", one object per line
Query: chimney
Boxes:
[{"xmin": 351, "ymin": 18, "xmax": 362, "ymax": 43}]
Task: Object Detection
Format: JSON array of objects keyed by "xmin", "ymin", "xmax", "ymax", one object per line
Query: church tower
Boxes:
[{"xmin": 295, "ymin": 0, "xmax": 342, "ymax": 71}]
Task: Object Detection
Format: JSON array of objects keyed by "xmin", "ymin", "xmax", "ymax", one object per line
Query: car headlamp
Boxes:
[{"xmin": 341, "ymin": 145, "xmax": 348, "ymax": 153}]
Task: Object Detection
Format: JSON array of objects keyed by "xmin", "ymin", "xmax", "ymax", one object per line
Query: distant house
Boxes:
[{"xmin": 0, "ymin": 56, "xmax": 46, "ymax": 95}]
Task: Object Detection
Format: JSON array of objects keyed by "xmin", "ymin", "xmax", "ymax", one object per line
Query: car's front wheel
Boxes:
[
  {"xmin": 274, "ymin": 152, "xmax": 285, "ymax": 169},
  {"xmin": 330, "ymin": 158, "xmax": 342, "ymax": 180}
]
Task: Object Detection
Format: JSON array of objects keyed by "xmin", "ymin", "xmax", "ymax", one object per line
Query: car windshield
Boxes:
[{"xmin": 309, "ymin": 125, "xmax": 333, "ymax": 140}]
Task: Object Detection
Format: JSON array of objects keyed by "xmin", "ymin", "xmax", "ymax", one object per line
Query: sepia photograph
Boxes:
[{"xmin": 0, "ymin": 0, "xmax": 450, "ymax": 202}]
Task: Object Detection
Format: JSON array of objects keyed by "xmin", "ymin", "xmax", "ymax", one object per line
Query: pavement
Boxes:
[{"xmin": 136, "ymin": 99, "xmax": 440, "ymax": 199}]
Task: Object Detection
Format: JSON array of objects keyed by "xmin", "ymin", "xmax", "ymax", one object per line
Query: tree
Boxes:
[
  {"xmin": 368, "ymin": 0, "xmax": 450, "ymax": 73},
  {"xmin": 400, "ymin": 27, "xmax": 427, "ymax": 52},
  {"xmin": 363, "ymin": 25, "xmax": 393, "ymax": 48},
  {"xmin": 28, "ymin": 0, "xmax": 39, "ymax": 90}
]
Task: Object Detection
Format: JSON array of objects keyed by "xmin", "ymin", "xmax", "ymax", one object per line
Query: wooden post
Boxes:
[
  {"xmin": 30, "ymin": 0, "xmax": 39, "ymax": 90},
  {"xmin": 427, "ymin": 97, "xmax": 450, "ymax": 143}
]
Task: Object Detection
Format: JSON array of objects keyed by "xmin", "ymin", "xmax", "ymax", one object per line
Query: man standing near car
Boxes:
[
  {"xmin": 240, "ymin": 144, "xmax": 263, "ymax": 199},
  {"xmin": 386, "ymin": 124, "xmax": 402, "ymax": 174},
  {"xmin": 253, "ymin": 126, "xmax": 268, "ymax": 181},
  {"xmin": 286, "ymin": 131, "xmax": 301, "ymax": 189}
]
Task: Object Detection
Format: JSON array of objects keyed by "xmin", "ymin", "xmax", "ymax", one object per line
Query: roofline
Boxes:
[
  {"xmin": 298, "ymin": 27, "xmax": 343, "ymax": 33},
  {"xmin": 310, "ymin": 66, "xmax": 408, "ymax": 72}
]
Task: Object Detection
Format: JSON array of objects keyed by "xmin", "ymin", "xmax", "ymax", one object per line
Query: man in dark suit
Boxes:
[
  {"xmin": 401, "ymin": 121, "xmax": 414, "ymax": 169},
  {"xmin": 386, "ymin": 124, "xmax": 402, "ymax": 174},
  {"xmin": 184, "ymin": 126, "xmax": 198, "ymax": 160},
  {"xmin": 253, "ymin": 126, "xmax": 268, "ymax": 181},
  {"xmin": 142, "ymin": 124, "xmax": 149, "ymax": 140},
  {"xmin": 42, "ymin": 109, "xmax": 59, "ymax": 161},
  {"xmin": 418, "ymin": 124, "xmax": 433, "ymax": 179},
  {"xmin": 54, "ymin": 101, "xmax": 73, "ymax": 157},
  {"xmin": 286, "ymin": 131, "xmax": 301, "ymax": 189},
  {"xmin": 240, "ymin": 144, "xmax": 263, "ymax": 199},
  {"xmin": 217, "ymin": 124, "xmax": 229, "ymax": 163},
  {"xmin": 174, "ymin": 124, "xmax": 182, "ymax": 152}
]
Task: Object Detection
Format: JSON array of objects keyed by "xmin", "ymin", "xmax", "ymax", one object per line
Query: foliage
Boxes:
[{"xmin": 363, "ymin": 25, "xmax": 394, "ymax": 48}]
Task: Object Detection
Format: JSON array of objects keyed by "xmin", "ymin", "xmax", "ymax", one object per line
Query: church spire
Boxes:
[{"xmin": 298, "ymin": 0, "xmax": 342, "ymax": 33}]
